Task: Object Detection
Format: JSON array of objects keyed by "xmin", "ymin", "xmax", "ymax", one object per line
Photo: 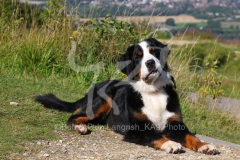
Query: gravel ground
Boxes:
[{"xmin": 10, "ymin": 130, "xmax": 240, "ymax": 160}]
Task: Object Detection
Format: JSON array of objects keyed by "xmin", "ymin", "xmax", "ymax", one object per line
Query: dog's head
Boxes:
[{"xmin": 118, "ymin": 38, "xmax": 170, "ymax": 83}]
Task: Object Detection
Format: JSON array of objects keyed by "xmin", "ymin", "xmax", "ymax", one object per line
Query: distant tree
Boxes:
[
  {"xmin": 206, "ymin": 20, "xmax": 221, "ymax": 29},
  {"xmin": 188, "ymin": 23, "xmax": 198, "ymax": 28},
  {"xmin": 165, "ymin": 18, "xmax": 175, "ymax": 26}
]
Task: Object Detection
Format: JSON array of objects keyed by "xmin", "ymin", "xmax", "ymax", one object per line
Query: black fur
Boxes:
[{"xmin": 35, "ymin": 93, "xmax": 77, "ymax": 112}]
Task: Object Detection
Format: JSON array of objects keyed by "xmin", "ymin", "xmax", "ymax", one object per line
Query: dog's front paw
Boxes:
[
  {"xmin": 198, "ymin": 144, "xmax": 218, "ymax": 155},
  {"xmin": 74, "ymin": 124, "xmax": 88, "ymax": 135},
  {"xmin": 161, "ymin": 140, "xmax": 183, "ymax": 154}
]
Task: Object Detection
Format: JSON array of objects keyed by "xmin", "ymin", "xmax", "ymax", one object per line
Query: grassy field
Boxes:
[
  {"xmin": 176, "ymin": 22, "xmax": 207, "ymax": 28},
  {"xmin": 221, "ymin": 21, "xmax": 240, "ymax": 28},
  {"xmin": 161, "ymin": 37, "xmax": 240, "ymax": 99},
  {"xmin": 79, "ymin": 15, "xmax": 207, "ymax": 24},
  {"xmin": 1, "ymin": 2, "xmax": 240, "ymax": 159},
  {"xmin": 116, "ymin": 15, "xmax": 207, "ymax": 23}
]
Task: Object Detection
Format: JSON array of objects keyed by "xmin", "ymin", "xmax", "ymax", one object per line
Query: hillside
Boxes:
[
  {"xmin": 18, "ymin": 0, "xmax": 240, "ymax": 39},
  {"xmin": 20, "ymin": 0, "xmax": 240, "ymax": 20}
]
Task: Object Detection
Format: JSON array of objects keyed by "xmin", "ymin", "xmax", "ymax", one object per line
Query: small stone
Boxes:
[
  {"xmin": 10, "ymin": 102, "xmax": 18, "ymax": 106},
  {"xmin": 61, "ymin": 149, "xmax": 67, "ymax": 153},
  {"xmin": 43, "ymin": 153, "xmax": 50, "ymax": 157},
  {"xmin": 59, "ymin": 140, "xmax": 63, "ymax": 143},
  {"xmin": 37, "ymin": 141, "xmax": 41, "ymax": 145}
]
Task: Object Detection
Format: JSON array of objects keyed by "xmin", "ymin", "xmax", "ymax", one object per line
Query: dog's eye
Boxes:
[
  {"xmin": 137, "ymin": 51, "xmax": 143, "ymax": 56},
  {"xmin": 150, "ymin": 48, "xmax": 161, "ymax": 59},
  {"xmin": 150, "ymin": 49, "xmax": 158, "ymax": 55}
]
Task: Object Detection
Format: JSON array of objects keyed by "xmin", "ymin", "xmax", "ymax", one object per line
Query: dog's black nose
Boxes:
[{"xmin": 145, "ymin": 59, "xmax": 155, "ymax": 69}]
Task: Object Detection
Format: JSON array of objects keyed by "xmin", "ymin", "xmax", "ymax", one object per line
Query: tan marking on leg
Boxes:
[
  {"xmin": 183, "ymin": 134, "xmax": 206, "ymax": 151},
  {"xmin": 95, "ymin": 96, "xmax": 112, "ymax": 117},
  {"xmin": 74, "ymin": 97, "xmax": 112, "ymax": 125},
  {"xmin": 167, "ymin": 114, "xmax": 182, "ymax": 123},
  {"xmin": 75, "ymin": 117, "xmax": 90, "ymax": 124},
  {"xmin": 153, "ymin": 137, "xmax": 169, "ymax": 149},
  {"xmin": 73, "ymin": 108, "xmax": 81, "ymax": 114}
]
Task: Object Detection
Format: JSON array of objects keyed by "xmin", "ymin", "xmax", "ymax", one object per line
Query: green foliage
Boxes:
[
  {"xmin": 154, "ymin": 31, "xmax": 172, "ymax": 39},
  {"xmin": 181, "ymin": 101, "xmax": 240, "ymax": 144},
  {"xmin": 67, "ymin": 14, "xmax": 141, "ymax": 75},
  {"xmin": 186, "ymin": 42, "xmax": 235, "ymax": 67},
  {"xmin": 206, "ymin": 20, "xmax": 221, "ymax": 29},
  {"xmin": 198, "ymin": 61, "xmax": 224, "ymax": 99},
  {"xmin": 14, "ymin": 44, "xmax": 62, "ymax": 75},
  {"xmin": 0, "ymin": 0, "xmax": 43, "ymax": 28},
  {"xmin": 41, "ymin": 0, "xmax": 65, "ymax": 20}
]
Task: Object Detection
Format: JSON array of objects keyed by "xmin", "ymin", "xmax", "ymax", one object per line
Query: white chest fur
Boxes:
[{"xmin": 141, "ymin": 92, "xmax": 174, "ymax": 131}]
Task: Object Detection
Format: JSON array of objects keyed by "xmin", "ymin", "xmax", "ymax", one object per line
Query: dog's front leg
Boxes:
[
  {"xmin": 164, "ymin": 122, "xmax": 218, "ymax": 155},
  {"xmin": 182, "ymin": 133, "xmax": 217, "ymax": 155},
  {"xmin": 153, "ymin": 136, "xmax": 183, "ymax": 153}
]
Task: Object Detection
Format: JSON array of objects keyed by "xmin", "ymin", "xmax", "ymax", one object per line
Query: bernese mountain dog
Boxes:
[{"xmin": 35, "ymin": 38, "xmax": 217, "ymax": 154}]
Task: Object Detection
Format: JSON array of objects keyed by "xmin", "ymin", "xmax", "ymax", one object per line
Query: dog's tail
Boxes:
[{"xmin": 35, "ymin": 93, "xmax": 77, "ymax": 112}]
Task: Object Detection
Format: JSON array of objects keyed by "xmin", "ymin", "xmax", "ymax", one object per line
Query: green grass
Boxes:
[
  {"xmin": 0, "ymin": 73, "xmax": 70, "ymax": 158},
  {"xmin": 176, "ymin": 22, "xmax": 207, "ymax": 28},
  {"xmin": 182, "ymin": 101, "xmax": 240, "ymax": 144},
  {"xmin": 1, "ymin": 71, "xmax": 240, "ymax": 159},
  {"xmin": 218, "ymin": 58, "xmax": 240, "ymax": 99}
]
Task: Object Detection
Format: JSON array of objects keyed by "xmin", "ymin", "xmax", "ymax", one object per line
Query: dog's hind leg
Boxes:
[{"xmin": 67, "ymin": 96, "xmax": 113, "ymax": 134}]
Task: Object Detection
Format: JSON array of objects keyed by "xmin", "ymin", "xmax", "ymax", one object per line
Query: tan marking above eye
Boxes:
[
  {"xmin": 148, "ymin": 47, "xmax": 152, "ymax": 52},
  {"xmin": 137, "ymin": 51, "xmax": 143, "ymax": 56}
]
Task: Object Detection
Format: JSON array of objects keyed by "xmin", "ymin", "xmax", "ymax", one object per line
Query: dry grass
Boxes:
[
  {"xmin": 78, "ymin": 14, "xmax": 207, "ymax": 24},
  {"xmin": 116, "ymin": 15, "xmax": 207, "ymax": 23}
]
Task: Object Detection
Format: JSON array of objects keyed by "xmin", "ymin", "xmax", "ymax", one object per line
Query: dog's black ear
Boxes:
[
  {"xmin": 118, "ymin": 45, "xmax": 135, "ymax": 75},
  {"xmin": 159, "ymin": 44, "xmax": 170, "ymax": 72}
]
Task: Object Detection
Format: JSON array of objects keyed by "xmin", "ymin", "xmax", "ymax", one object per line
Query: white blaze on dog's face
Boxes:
[
  {"xmin": 118, "ymin": 38, "xmax": 171, "ymax": 92},
  {"xmin": 138, "ymin": 41, "xmax": 162, "ymax": 82}
]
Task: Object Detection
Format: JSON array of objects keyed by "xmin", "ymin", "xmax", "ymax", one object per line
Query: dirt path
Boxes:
[
  {"xmin": 10, "ymin": 130, "xmax": 240, "ymax": 160},
  {"xmin": 235, "ymin": 51, "xmax": 240, "ymax": 60},
  {"xmin": 158, "ymin": 39, "xmax": 198, "ymax": 46}
]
